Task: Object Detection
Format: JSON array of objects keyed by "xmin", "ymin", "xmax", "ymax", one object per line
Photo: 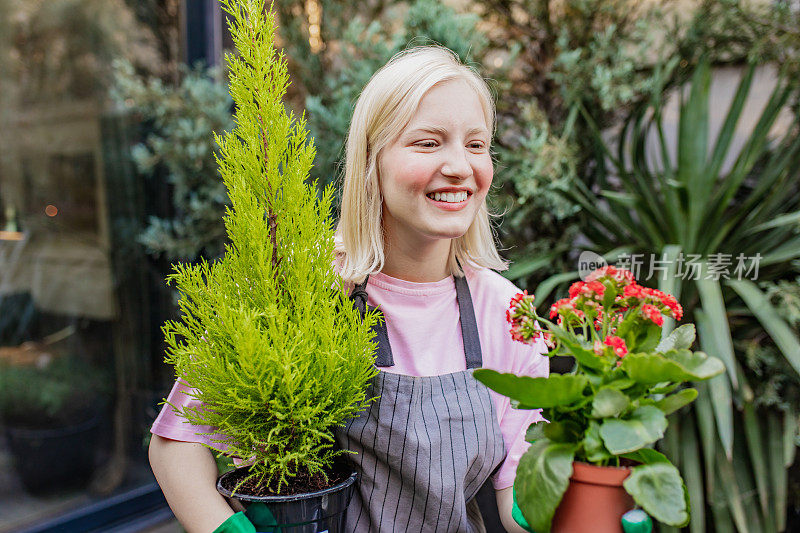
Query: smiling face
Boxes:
[{"xmin": 378, "ymin": 79, "xmax": 493, "ymax": 250}]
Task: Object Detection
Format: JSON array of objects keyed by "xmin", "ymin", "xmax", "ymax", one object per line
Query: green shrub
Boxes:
[{"xmin": 161, "ymin": 0, "xmax": 378, "ymax": 494}]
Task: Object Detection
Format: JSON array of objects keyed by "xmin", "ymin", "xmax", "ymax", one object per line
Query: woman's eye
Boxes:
[
  {"xmin": 415, "ymin": 141, "xmax": 437, "ymax": 148},
  {"xmin": 469, "ymin": 142, "xmax": 486, "ymax": 149}
]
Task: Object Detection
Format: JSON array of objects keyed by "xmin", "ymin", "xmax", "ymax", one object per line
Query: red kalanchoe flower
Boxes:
[
  {"xmin": 568, "ymin": 281, "xmax": 585, "ymax": 299},
  {"xmin": 549, "ymin": 297, "xmax": 573, "ymax": 319},
  {"xmin": 603, "ymin": 335, "xmax": 628, "ymax": 358},
  {"xmin": 593, "ymin": 339, "xmax": 604, "ymax": 356},
  {"xmin": 509, "ymin": 323, "xmax": 525, "ymax": 343},
  {"xmin": 570, "ymin": 280, "xmax": 605, "ymax": 300},
  {"xmin": 661, "ymin": 295, "xmax": 683, "ymax": 321},
  {"xmin": 623, "ymin": 283, "xmax": 647, "ymax": 300},
  {"xmin": 586, "ymin": 265, "xmax": 635, "ymax": 285},
  {"xmin": 585, "ymin": 280, "xmax": 606, "ymax": 297},
  {"xmin": 509, "ymin": 291, "xmax": 528, "ymax": 308},
  {"xmin": 538, "ymin": 330, "xmax": 556, "ymax": 349},
  {"xmin": 645, "ymin": 287, "xmax": 669, "ymax": 305},
  {"xmin": 641, "ymin": 304, "xmax": 664, "ymax": 326}
]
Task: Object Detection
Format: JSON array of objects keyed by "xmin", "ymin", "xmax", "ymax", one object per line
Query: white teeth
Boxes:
[{"xmin": 429, "ymin": 191, "xmax": 468, "ymax": 203}]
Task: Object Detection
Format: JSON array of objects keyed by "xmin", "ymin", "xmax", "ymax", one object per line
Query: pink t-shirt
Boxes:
[{"xmin": 151, "ymin": 267, "xmax": 549, "ymax": 490}]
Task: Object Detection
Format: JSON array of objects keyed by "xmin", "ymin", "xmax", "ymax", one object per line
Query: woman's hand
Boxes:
[{"xmin": 496, "ymin": 486, "xmax": 532, "ymax": 533}]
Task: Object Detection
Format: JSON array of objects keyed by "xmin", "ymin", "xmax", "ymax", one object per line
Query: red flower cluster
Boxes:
[
  {"xmin": 568, "ymin": 280, "xmax": 606, "ymax": 299},
  {"xmin": 641, "ymin": 304, "xmax": 664, "ymax": 327},
  {"xmin": 603, "ymin": 335, "xmax": 628, "ymax": 358},
  {"xmin": 506, "ymin": 266, "xmax": 685, "ymax": 368},
  {"xmin": 622, "ymin": 283, "xmax": 683, "ymax": 321},
  {"xmin": 507, "ymin": 292, "xmax": 555, "ymax": 348},
  {"xmin": 586, "ymin": 265, "xmax": 635, "ymax": 285}
]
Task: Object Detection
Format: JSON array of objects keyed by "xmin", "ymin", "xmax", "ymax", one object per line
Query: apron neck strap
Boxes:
[{"xmin": 455, "ymin": 275, "xmax": 483, "ymax": 369}]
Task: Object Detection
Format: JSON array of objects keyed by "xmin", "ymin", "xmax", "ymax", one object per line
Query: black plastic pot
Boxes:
[
  {"xmin": 216, "ymin": 465, "xmax": 358, "ymax": 533},
  {"xmin": 4, "ymin": 410, "xmax": 102, "ymax": 494}
]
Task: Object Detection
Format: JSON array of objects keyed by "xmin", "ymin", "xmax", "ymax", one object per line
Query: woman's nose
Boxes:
[{"xmin": 441, "ymin": 146, "xmax": 473, "ymax": 179}]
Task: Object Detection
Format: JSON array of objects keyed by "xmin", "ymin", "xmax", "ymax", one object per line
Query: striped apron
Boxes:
[{"xmin": 335, "ymin": 275, "xmax": 506, "ymax": 533}]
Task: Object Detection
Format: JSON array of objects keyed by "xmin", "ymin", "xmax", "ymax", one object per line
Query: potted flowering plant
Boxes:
[
  {"xmin": 474, "ymin": 266, "xmax": 725, "ymax": 533},
  {"xmin": 159, "ymin": 0, "xmax": 378, "ymax": 531}
]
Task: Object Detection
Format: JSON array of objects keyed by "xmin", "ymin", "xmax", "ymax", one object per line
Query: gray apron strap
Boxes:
[
  {"xmin": 351, "ymin": 275, "xmax": 395, "ymax": 367},
  {"xmin": 350, "ymin": 274, "xmax": 482, "ymax": 368},
  {"xmin": 454, "ymin": 275, "xmax": 482, "ymax": 370}
]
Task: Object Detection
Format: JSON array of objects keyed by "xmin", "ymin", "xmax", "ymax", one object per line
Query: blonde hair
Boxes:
[{"xmin": 336, "ymin": 45, "xmax": 507, "ymax": 283}]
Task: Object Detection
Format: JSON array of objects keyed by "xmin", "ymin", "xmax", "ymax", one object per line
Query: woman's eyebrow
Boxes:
[{"xmin": 404, "ymin": 125, "xmax": 490, "ymax": 137}]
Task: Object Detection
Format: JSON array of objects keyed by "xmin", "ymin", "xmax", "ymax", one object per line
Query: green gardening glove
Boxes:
[
  {"xmin": 212, "ymin": 512, "xmax": 257, "ymax": 533},
  {"xmin": 621, "ymin": 509, "xmax": 653, "ymax": 533},
  {"xmin": 511, "ymin": 487, "xmax": 653, "ymax": 533}
]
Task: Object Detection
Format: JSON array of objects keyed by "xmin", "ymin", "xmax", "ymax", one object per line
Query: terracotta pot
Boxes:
[{"xmin": 551, "ymin": 461, "xmax": 634, "ymax": 533}]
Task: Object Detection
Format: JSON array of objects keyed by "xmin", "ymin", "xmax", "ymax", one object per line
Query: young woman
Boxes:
[{"xmin": 149, "ymin": 46, "xmax": 548, "ymax": 533}]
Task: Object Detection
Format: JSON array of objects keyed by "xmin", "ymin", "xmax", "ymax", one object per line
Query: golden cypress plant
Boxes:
[{"xmin": 161, "ymin": 0, "xmax": 378, "ymax": 493}]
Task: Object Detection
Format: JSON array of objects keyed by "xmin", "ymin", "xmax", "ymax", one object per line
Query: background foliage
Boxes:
[{"xmin": 112, "ymin": 61, "xmax": 234, "ymax": 261}]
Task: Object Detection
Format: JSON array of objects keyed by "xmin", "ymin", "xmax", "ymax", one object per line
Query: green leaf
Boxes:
[
  {"xmin": 604, "ymin": 378, "xmax": 636, "ymax": 390},
  {"xmin": 504, "ymin": 249, "xmax": 565, "ymax": 281},
  {"xmin": 544, "ymin": 420, "xmax": 583, "ymax": 443},
  {"xmin": 590, "ymin": 387, "xmax": 630, "ymax": 418},
  {"xmin": 623, "ymin": 463, "xmax": 690, "ymax": 526},
  {"xmin": 784, "ymin": 407, "xmax": 797, "ymax": 468},
  {"xmin": 602, "ymin": 282, "xmax": 618, "ymax": 315},
  {"xmin": 714, "ymin": 446, "xmax": 748, "ymax": 532},
  {"xmin": 656, "ymin": 324, "xmax": 696, "ymax": 352},
  {"xmin": 742, "ymin": 403, "xmax": 769, "ymax": 517},
  {"xmin": 695, "ymin": 277, "xmax": 738, "ymax": 388},
  {"xmin": 472, "ymin": 370, "xmax": 588, "ymax": 409},
  {"xmin": 727, "ymin": 279, "xmax": 800, "ymax": 379},
  {"xmin": 679, "ymin": 413, "xmax": 705, "ymax": 533},
  {"xmin": 678, "ymin": 58, "xmax": 711, "ymax": 245},
  {"xmin": 695, "ymin": 312, "xmax": 734, "ymax": 459},
  {"xmin": 622, "ymin": 447, "xmax": 671, "ymax": 465},
  {"xmin": 761, "ymin": 235, "xmax": 800, "ymax": 266},
  {"xmin": 515, "ymin": 441, "xmax": 578, "ymax": 533},
  {"xmin": 744, "ymin": 209, "xmax": 800, "ymax": 235},
  {"xmin": 633, "ymin": 324, "xmax": 664, "ymax": 353},
  {"xmin": 768, "ymin": 412, "xmax": 788, "ymax": 532},
  {"xmin": 649, "ymin": 382, "xmax": 681, "ymax": 395},
  {"xmin": 621, "ymin": 350, "xmax": 724, "ymax": 385},
  {"xmin": 706, "ymin": 62, "xmax": 755, "ymax": 180},
  {"xmin": 534, "ymin": 271, "xmax": 580, "ymax": 305},
  {"xmin": 694, "ymin": 383, "xmax": 716, "ymax": 492},
  {"xmin": 600, "ymin": 405, "xmax": 667, "ymax": 454},
  {"xmin": 655, "ymin": 388, "xmax": 698, "ymax": 415},
  {"xmin": 546, "ymin": 324, "xmax": 606, "ymax": 371},
  {"xmin": 584, "ymin": 420, "xmax": 611, "ymax": 462},
  {"xmin": 526, "ymin": 421, "xmax": 546, "ymax": 443}
]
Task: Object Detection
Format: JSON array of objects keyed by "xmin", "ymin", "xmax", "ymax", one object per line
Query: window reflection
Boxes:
[{"xmin": 0, "ymin": 1, "xmax": 180, "ymax": 530}]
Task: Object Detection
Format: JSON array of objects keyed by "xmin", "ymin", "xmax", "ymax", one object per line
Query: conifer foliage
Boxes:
[{"xmin": 161, "ymin": 0, "xmax": 378, "ymax": 493}]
